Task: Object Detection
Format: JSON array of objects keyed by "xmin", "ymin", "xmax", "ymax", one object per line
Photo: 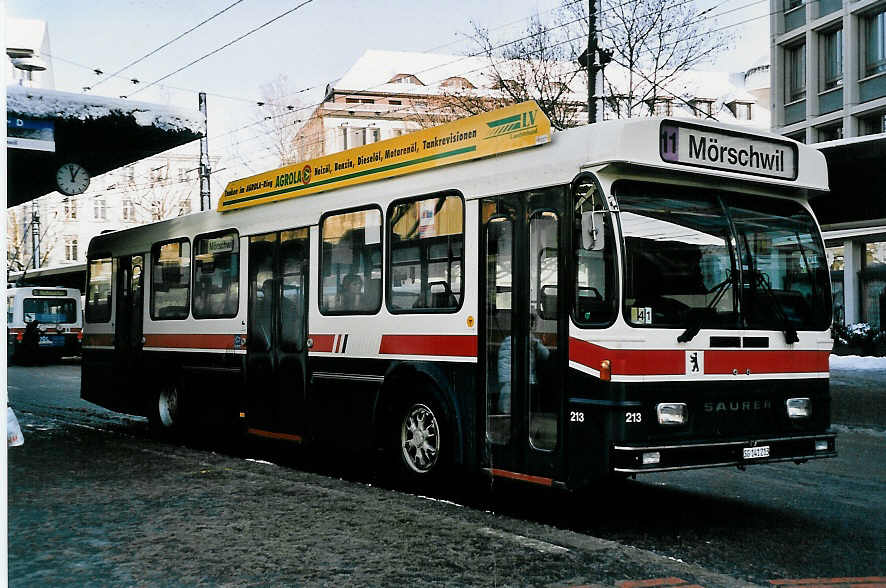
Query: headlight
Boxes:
[
  {"xmin": 786, "ymin": 397, "xmax": 811, "ymax": 419},
  {"xmin": 656, "ymin": 402, "xmax": 687, "ymax": 426}
]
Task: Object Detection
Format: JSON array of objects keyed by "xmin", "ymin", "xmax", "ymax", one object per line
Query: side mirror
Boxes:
[{"xmin": 581, "ymin": 211, "xmax": 606, "ymax": 251}]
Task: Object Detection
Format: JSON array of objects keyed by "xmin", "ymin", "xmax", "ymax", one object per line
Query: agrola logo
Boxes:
[{"xmin": 302, "ymin": 165, "xmax": 311, "ymax": 185}]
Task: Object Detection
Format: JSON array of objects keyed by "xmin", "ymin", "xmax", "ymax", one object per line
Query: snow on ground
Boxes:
[{"xmin": 830, "ymin": 354, "xmax": 886, "ymax": 370}]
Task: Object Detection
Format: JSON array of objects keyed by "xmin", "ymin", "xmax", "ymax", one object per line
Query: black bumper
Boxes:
[{"xmin": 612, "ymin": 433, "xmax": 837, "ymax": 474}]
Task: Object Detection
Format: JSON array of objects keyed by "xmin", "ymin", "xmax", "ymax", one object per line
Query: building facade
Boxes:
[
  {"xmin": 771, "ymin": 0, "xmax": 886, "ymax": 141},
  {"xmin": 771, "ymin": 0, "xmax": 886, "ymax": 329}
]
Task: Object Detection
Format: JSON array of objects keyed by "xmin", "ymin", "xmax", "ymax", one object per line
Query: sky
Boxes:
[{"xmin": 7, "ymin": 0, "xmax": 770, "ymax": 183}]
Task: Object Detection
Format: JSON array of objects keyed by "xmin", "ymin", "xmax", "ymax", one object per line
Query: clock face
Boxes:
[{"xmin": 56, "ymin": 162, "xmax": 90, "ymax": 196}]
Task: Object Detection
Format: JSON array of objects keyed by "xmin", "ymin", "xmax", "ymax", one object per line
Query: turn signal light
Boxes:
[{"xmin": 600, "ymin": 359, "xmax": 611, "ymax": 381}]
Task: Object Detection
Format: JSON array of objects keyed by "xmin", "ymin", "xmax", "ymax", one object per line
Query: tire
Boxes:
[
  {"xmin": 394, "ymin": 397, "xmax": 448, "ymax": 483},
  {"xmin": 149, "ymin": 379, "xmax": 185, "ymax": 437}
]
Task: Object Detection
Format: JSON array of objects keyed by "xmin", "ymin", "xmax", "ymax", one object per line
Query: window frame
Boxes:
[
  {"xmin": 786, "ymin": 41, "xmax": 807, "ymax": 102},
  {"xmin": 385, "ymin": 190, "xmax": 466, "ymax": 315},
  {"xmin": 149, "ymin": 237, "xmax": 192, "ymax": 321},
  {"xmin": 863, "ymin": 7, "xmax": 886, "ymax": 78},
  {"xmin": 570, "ymin": 173, "xmax": 619, "ymax": 329},
  {"xmin": 821, "ymin": 26, "xmax": 844, "ymax": 90},
  {"xmin": 318, "ymin": 204, "xmax": 384, "ymax": 316},
  {"xmin": 192, "ymin": 229, "xmax": 241, "ymax": 320},
  {"xmin": 85, "ymin": 255, "xmax": 113, "ymax": 323}
]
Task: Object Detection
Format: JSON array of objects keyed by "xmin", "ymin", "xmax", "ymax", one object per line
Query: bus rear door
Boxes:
[
  {"xmin": 246, "ymin": 229, "xmax": 310, "ymax": 441},
  {"xmin": 481, "ymin": 188, "xmax": 567, "ymax": 486}
]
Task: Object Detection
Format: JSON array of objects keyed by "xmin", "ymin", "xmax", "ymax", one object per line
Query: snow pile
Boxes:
[
  {"xmin": 7, "ymin": 85, "xmax": 203, "ymax": 134},
  {"xmin": 830, "ymin": 354, "xmax": 886, "ymax": 370}
]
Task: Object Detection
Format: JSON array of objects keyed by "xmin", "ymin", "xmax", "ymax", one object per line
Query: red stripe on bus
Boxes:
[
  {"xmin": 705, "ymin": 350, "xmax": 830, "ymax": 374},
  {"xmin": 569, "ymin": 338, "xmax": 684, "ymax": 376},
  {"xmin": 488, "ymin": 468, "xmax": 554, "ymax": 487},
  {"xmin": 379, "ymin": 334, "xmax": 477, "ymax": 357},
  {"xmin": 143, "ymin": 334, "xmax": 237, "ymax": 349},
  {"xmin": 309, "ymin": 334, "xmax": 336, "ymax": 352}
]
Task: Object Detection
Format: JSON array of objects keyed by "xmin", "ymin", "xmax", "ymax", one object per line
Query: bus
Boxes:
[
  {"xmin": 81, "ymin": 102, "xmax": 836, "ymax": 489},
  {"xmin": 8, "ymin": 286, "xmax": 83, "ymax": 361}
]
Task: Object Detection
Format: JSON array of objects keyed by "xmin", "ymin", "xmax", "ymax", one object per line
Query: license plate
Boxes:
[
  {"xmin": 38, "ymin": 335, "xmax": 64, "ymax": 347},
  {"xmin": 743, "ymin": 445, "xmax": 770, "ymax": 459}
]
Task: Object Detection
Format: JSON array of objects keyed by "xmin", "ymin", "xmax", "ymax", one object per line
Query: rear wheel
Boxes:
[
  {"xmin": 150, "ymin": 380, "xmax": 184, "ymax": 436},
  {"xmin": 389, "ymin": 393, "xmax": 454, "ymax": 489}
]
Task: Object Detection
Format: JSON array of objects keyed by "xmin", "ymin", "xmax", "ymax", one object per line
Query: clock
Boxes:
[{"xmin": 56, "ymin": 162, "xmax": 90, "ymax": 196}]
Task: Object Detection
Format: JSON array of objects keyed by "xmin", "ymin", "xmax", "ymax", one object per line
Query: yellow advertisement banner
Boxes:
[{"xmin": 218, "ymin": 101, "xmax": 551, "ymax": 212}]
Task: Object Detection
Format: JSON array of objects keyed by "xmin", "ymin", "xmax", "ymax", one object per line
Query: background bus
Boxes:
[
  {"xmin": 81, "ymin": 105, "xmax": 836, "ymax": 489},
  {"xmin": 7, "ymin": 286, "xmax": 83, "ymax": 362}
]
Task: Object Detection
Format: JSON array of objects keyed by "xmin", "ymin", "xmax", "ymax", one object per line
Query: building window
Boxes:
[
  {"xmin": 62, "ymin": 197, "xmax": 77, "ymax": 220},
  {"xmin": 859, "ymin": 110, "xmax": 886, "ymax": 134},
  {"xmin": 64, "ymin": 238, "xmax": 78, "ymax": 262},
  {"xmin": 784, "ymin": 0, "xmax": 802, "ymax": 10},
  {"xmin": 823, "ymin": 28, "xmax": 843, "ymax": 89},
  {"xmin": 728, "ymin": 101, "xmax": 753, "ymax": 120},
  {"xmin": 787, "ymin": 42, "xmax": 806, "ymax": 101},
  {"xmin": 861, "ymin": 241, "xmax": 886, "ymax": 329},
  {"xmin": 389, "ymin": 73, "xmax": 424, "ymax": 86},
  {"xmin": 650, "ymin": 98, "xmax": 673, "ymax": 116},
  {"xmin": 864, "ymin": 8, "xmax": 886, "ymax": 77},
  {"xmin": 786, "ymin": 130, "xmax": 806, "ymax": 143},
  {"xmin": 691, "ymin": 99, "xmax": 713, "ymax": 117},
  {"xmin": 389, "ymin": 99, "xmax": 402, "ymax": 105},
  {"xmin": 93, "ymin": 197, "xmax": 107, "ymax": 220},
  {"xmin": 817, "ymin": 123, "xmax": 843, "ymax": 141},
  {"xmin": 122, "ymin": 198, "xmax": 135, "ymax": 221}
]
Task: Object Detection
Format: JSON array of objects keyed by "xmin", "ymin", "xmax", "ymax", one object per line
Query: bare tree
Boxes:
[
  {"xmin": 457, "ymin": 0, "xmax": 732, "ymax": 125},
  {"xmin": 6, "ymin": 202, "xmax": 56, "ymax": 276},
  {"xmin": 565, "ymin": 0, "xmax": 732, "ymax": 118},
  {"xmin": 458, "ymin": 14, "xmax": 587, "ymax": 130},
  {"xmin": 255, "ymin": 74, "xmax": 304, "ymax": 166}
]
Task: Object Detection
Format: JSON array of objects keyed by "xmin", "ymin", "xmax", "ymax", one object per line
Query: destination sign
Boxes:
[
  {"xmin": 218, "ymin": 101, "xmax": 551, "ymax": 212},
  {"xmin": 659, "ymin": 122, "xmax": 797, "ymax": 180},
  {"xmin": 31, "ymin": 289, "xmax": 67, "ymax": 297}
]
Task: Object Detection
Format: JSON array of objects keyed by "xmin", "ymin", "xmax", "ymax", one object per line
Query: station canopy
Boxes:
[{"xmin": 7, "ymin": 84, "xmax": 203, "ymax": 208}]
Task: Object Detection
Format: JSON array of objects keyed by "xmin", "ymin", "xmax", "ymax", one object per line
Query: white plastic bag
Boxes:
[{"xmin": 8, "ymin": 406, "xmax": 24, "ymax": 447}]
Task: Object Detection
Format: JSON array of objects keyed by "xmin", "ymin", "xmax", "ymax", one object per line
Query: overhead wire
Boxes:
[{"xmin": 85, "ymin": 0, "xmax": 248, "ymax": 92}]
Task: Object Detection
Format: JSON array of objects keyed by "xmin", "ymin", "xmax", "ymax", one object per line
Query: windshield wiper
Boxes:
[
  {"xmin": 747, "ymin": 270, "xmax": 799, "ymax": 344},
  {"xmin": 677, "ymin": 274, "xmax": 732, "ymax": 343}
]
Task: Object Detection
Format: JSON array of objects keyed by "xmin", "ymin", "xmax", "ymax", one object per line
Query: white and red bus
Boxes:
[
  {"xmin": 82, "ymin": 103, "xmax": 836, "ymax": 488},
  {"xmin": 8, "ymin": 286, "xmax": 83, "ymax": 361}
]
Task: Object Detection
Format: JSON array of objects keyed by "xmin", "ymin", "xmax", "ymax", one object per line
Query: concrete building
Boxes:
[{"xmin": 770, "ymin": 0, "xmax": 886, "ymax": 328}]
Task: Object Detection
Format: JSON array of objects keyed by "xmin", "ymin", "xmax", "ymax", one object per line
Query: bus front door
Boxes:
[
  {"xmin": 481, "ymin": 189, "xmax": 567, "ymax": 485},
  {"xmin": 113, "ymin": 254, "xmax": 144, "ymax": 413},
  {"xmin": 246, "ymin": 229, "xmax": 310, "ymax": 440}
]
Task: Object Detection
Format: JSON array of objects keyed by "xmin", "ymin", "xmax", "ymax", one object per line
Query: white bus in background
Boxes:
[
  {"xmin": 7, "ymin": 286, "xmax": 83, "ymax": 361},
  {"xmin": 81, "ymin": 103, "xmax": 836, "ymax": 489}
]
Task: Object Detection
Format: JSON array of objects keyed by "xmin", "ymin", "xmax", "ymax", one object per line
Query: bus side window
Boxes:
[
  {"xmin": 573, "ymin": 178, "xmax": 616, "ymax": 326},
  {"xmin": 86, "ymin": 257, "xmax": 113, "ymax": 323}
]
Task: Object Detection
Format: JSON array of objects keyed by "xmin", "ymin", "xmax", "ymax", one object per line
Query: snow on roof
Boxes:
[
  {"xmin": 6, "ymin": 85, "xmax": 204, "ymax": 134},
  {"xmin": 6, "ymin": 18, "xmax": 46, "ymax": 52}
]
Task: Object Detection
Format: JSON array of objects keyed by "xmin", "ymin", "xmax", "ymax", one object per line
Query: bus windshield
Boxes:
[
  {"xmin": 23, "ymin": 298, "xmax": 78, "ymax": 324},
  {"xmin": 617, "ymin": 181, "xmax": 831, "ymax": 333}
]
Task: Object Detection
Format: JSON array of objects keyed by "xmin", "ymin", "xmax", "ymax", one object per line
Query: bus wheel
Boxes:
[
  {"xmin": 397, "ymin": 399, "xmax": 445, "ymax": 480},
  {"xmin": 150, "ymin": 380, "xmax": 183, "ymax": 435}
]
